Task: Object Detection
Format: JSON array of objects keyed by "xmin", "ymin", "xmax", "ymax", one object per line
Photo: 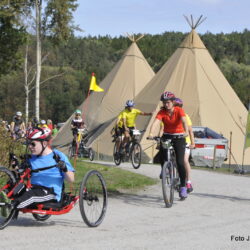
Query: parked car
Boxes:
[{"xmin": 190, "ymin": 126, "xmax": 228, "ymax": 168}]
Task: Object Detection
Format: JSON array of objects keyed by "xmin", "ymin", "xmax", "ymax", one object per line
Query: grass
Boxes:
[{"xmin": 66, "ymin": 160, "xmax": 158, "ymax": 195}]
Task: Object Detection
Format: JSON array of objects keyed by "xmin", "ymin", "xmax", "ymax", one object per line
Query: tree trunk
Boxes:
[
  {"xmin": 35, "ymin": 0, "xmax": 42, "ymax": 121},
  {"xmin": 24, "ymin": 44, "xmax": 29, "ymax": 124}
]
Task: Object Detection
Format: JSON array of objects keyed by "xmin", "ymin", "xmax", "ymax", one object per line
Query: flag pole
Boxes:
[{"xmin": 82, "ymin": 72, "xmax": 95, "ymax": 125}]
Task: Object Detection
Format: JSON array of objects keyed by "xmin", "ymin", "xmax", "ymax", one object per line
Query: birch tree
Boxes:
[{"xmin": 32, "ymin": 0, "xmax": 78, "ymax": 120}]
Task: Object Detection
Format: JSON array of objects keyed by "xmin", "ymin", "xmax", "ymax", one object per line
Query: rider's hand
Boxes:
[
  {"xmin": 58, "ymin": 161, "xmax": 68, "ymax": 172},
  {"xmin": 189, "ymin": 144, "xmax": 196, "ymax": 149}
]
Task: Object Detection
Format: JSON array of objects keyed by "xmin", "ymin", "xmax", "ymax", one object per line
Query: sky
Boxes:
[{"xmin": 73, "ymin": 0, "xmax": 250, "ymax": 37}]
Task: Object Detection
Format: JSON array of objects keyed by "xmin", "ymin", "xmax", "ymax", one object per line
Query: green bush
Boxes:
[{"xmin": 0, "ymin": 127, "xmax": 25, "ymax": 167}]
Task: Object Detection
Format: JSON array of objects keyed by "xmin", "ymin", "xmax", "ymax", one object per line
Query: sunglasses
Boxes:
[{"xmin": 28, "ymin": 141, "xmax": 37, "ymax": 147}]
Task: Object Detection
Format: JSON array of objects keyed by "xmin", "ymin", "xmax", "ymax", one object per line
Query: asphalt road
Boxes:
[{"xmin": 1, "ymin": 161, "xmax": 250, "ymax": 250}]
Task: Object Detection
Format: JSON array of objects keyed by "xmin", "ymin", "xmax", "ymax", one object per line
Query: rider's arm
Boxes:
[
  {"xmin": 64, "ymin": 171, "xmax": 74, "ymax": 183},
  {"xmin": 181, "ymin": 116, "xmax": 189, "ymax": 137},
  {"xmin": 188, "ymin": 125, "xmax": 195, "ymax": 148},
  {"xmin": 21, "ymin": 122, "xmax": 26, "ymax": 132},
  {"xmin": 10, "ymin": 121, "xmax": 14, "ymax": 133},
  {"xmin": 140, "ymin": 111, "xmax": 153, "ymax": 116}
]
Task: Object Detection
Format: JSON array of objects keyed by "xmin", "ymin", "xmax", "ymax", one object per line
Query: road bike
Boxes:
[
  {"xmin": 147, "ymin": 136, "xmax": 181, "ymax": 208},
  {"xmin": 68, "ymin": 128, "xmax": 94, "ymax": 161},
  {"xmin": 0, "ymin": 153, "xmax": 107, "ymax": 230},
  {"xmin": 113, "ymin": 129, "xmax": 143, "ymax": 169}
]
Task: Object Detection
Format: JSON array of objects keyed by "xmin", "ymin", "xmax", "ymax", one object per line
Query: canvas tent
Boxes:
[
  {"xmin": 52, "ymin": 36, "xmax": 155, "ymax": 155},
  {"xmin": 133, "ymin": 16, "xmax": 250, "ymax": 167}
]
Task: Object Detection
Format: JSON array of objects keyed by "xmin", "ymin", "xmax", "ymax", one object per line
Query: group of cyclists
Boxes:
[
  {"xmin": 1, "ymin": 112, "xmax": 58, "ymax": 140},
  {"xmin": 112, "ymin": 91, "xmax": 195, "ymax": 200},
  {"xmin": 1, "ymin": 89, "xmax": 194, "ymax": 214}
]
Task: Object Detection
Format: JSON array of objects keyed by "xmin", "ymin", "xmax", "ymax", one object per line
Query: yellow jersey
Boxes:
[
  {"xmin": 117, "ymin": 112, "xmax": 123, "ymax": 128},
  {"xmin": 185, "ymin": 113, "xmax": 192, "ymax": 144},
  {"xmin": 121, "ymin": 108, "xmax": 142, "ymax": 127}
]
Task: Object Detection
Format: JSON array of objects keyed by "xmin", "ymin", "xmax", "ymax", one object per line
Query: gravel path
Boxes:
[{"xmin": 1, "ymin": 161, "xmax": 250, "ymax": 250}]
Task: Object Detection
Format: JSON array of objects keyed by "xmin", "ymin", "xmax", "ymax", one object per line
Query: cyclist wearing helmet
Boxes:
[
  {"xmin": 10, "ymin": 111, "xmax": 26, "ymax": 140},
  {"xmin": 148, "ymin": 91, "xmax": 189, "ymax": 199},
  {"xmin": 38, "ymin": 119, "xmax": 48, "ymax": 128},
  {"xmin": 120, "ymin": 100, "xmax": 152, "ymax": 152},
  {"xmin": 12, "ymin": 127, "xmax": 75, "ymax": 209},
  {"xmin": 71, "ymin": 109, "xmax": 86, "ymax": 145},
  {"xmin": 174, "ymin": 98, "xmax": 195, "ymax": 193}
]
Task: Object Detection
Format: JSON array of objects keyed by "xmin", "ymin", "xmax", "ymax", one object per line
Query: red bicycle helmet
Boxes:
[
  {"xmin": 27, "ymin": 127, "xmax": 52, "ymax": 141},
  {"xmin": 160, "ymin": 91, "xmax": 175, "ymax": 101}
]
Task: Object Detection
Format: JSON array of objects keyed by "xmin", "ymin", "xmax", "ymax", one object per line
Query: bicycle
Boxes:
[
  {"xmin": 0, "ymin": 153, "xmax": 107, "ymax": 230},
  {"xmin": 147, "ymin": 136, "xmax": 181, "ymax": 208},
  {"xmin": 68, "ymin": 128, "xmax": 94, "ymax": 161},
  {"xmin": 113, "ymin": 129, "xmax": 143, "ymax": 169}
]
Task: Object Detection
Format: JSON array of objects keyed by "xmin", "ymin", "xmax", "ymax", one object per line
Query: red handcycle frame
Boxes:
[{"xmin": 0, "ymin": 153, "xmax": 108, "ymax": 229}]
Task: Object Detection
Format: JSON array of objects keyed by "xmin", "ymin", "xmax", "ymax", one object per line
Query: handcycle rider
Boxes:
[
  {"xmin": 120, "ymin": 100, "xmax": 152, "ymax": 154},
  {"xmin": 11, "ymin": 127, "xmax": 75, "ymax": 210},
  {"xmin": 148, "ymin": 91, "xmax": 189, "ymax": 199}
]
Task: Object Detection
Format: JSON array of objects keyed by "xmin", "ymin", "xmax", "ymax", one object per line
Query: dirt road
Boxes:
[{"xmin": 1, "ymin": 161, "xmax": 250, "ymax": 250}]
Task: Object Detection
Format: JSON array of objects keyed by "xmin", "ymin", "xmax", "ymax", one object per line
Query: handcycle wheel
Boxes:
[
  {"xmin": 32, "ymin": 213, "xmax": 51, "ymax": 221},
  {"xmin": 0, "ymin": 167, "xmax": 17, "ymax": 230},
  {"xmin": 79, "ymin": 170, "xmax": 107, "ymax": 227},
  {"xmin": 113, "ymin": 143, "xmax": 121, "ymax": 166},
  {"xmin": 162, "ymin": 162, "xmax": 174, "ymax": 208},
  {"xmin": 88, "ymin": 148, "xmax": 94, "ymax": 161},
  {"xmin": 131, "ymin": 142, "xmax": 142, "ymax": 169}
]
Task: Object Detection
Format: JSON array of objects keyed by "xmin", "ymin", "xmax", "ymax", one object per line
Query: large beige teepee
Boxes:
[
  {"xmin": 134, "ymin": 16, "xmax": 250, "ymax": 166},
  {"xmin": 52, "ymin": 35, "xmax": 155, "ymax": 154}
]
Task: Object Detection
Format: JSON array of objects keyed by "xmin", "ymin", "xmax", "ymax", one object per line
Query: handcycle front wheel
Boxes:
[
  {"xmin": 79, "ymin": 170, "xmax": 108, "ymax": 227},
  {"xmin": 32, "ymin": 213, "xmax": 51, "ymax": 221},
  {"xmin": 162, "ymin": 162, "xmax": 174, "ymax": 208},
  {"xmin": 131, "ymin": 142, "xmax": 142, "ymax": 169},
  {"xmin": 0, "ymin": 167, "xmax": 17, "ymax": 230}
]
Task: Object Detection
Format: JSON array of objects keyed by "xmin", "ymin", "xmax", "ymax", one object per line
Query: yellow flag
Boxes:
[
  {"xmin": 89, "ymin": 73, "xmax": 104, "ymax": 92},
  {"xmin": 245, "ymin": 103, "xmax": 250, "ymax": 149}
]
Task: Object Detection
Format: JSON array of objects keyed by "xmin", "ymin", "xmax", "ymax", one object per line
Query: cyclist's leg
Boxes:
[
  {"xmin": 184, "ymin": 146, "xmax": 192, "ymax": 181},
  {"xmin": 184, "ymin": 146, "xmax": 193, "ymax": 192},
  {"xmin": 15, "ymin": 186, "xmax": 56, "ymax": 209},
  {"xmin": 172, "ymin": 138, "xmax": 186, "ymax": 187},
  {"xmin": 159, "ymin": 139, "xmax": 168, "ymax": 178}
]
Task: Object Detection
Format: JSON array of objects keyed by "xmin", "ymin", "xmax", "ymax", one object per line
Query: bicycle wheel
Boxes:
[
  {"xmin": 131, "ymin": 142, "xmax": 142, "ymax": 169},
  {"xmin": 79, "ymin": 170, "xmax": 108, "ymax": 227},
  {"xmin": 113, "ymin": 143, "xmax": 121, "ymax": 166},
  {"xmin": 32, "ymin": 214, "xmax": 51, "ymax": 221},
  {"xmin": 162, "ymin": 162, "xmax": 174, "ymax": 208},
  {"xmin": 88, "ymin": 148, "xmax": 94, "ymax": 161},
  {"xmin": 0, "ymin": 167, "xmax": 17, "ymax": 230}
]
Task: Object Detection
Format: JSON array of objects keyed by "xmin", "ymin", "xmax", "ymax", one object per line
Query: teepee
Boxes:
[
  {"xmin": 134, "ymin": 15, "xmax": 250, "ymax": 166},
  {"xmin": 53, "ymin": 35, "xmax": 155, "ymax": 154}
]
